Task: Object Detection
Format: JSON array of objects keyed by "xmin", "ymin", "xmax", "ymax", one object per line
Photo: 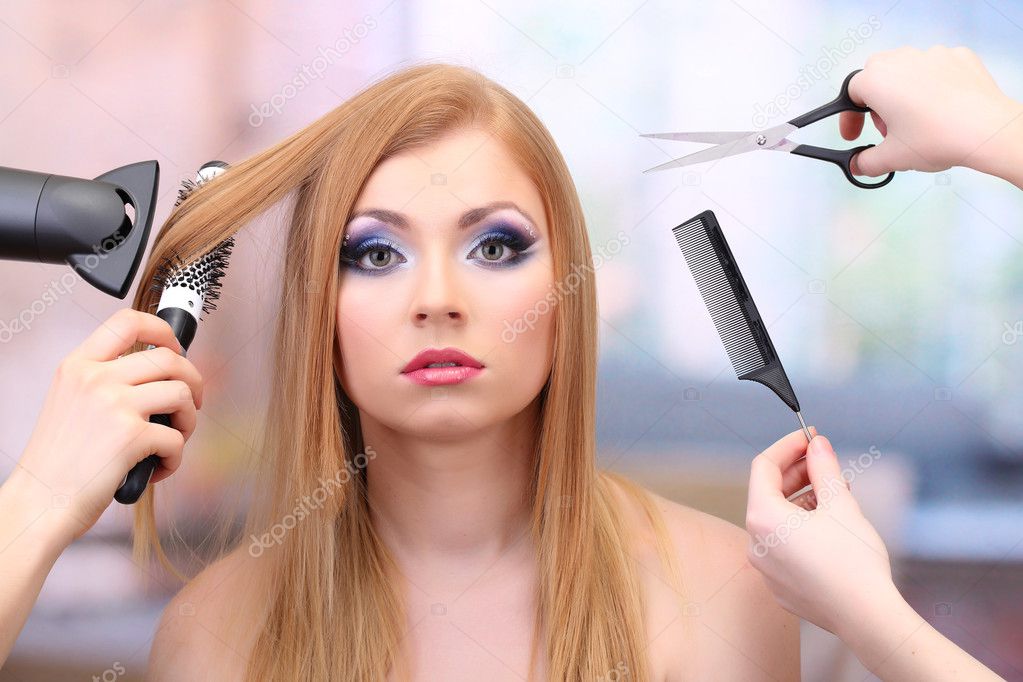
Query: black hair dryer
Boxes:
[{"xmin": 0, "ymin": 160, "xmax": 159, "ymax": 298}]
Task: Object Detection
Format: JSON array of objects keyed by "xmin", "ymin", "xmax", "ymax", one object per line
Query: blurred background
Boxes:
[{"xmin": 0, "ymin": 0, "xmax": 1020, "ymax": 679}]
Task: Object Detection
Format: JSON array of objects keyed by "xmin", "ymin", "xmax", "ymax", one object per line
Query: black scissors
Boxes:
[{"xmin": 640, "ymin": 69, "xmax": 895, "ymax": 189}]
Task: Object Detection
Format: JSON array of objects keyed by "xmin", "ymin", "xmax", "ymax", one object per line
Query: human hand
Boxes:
[
  {"xmin": 744, "ymin": 428, "xmax": 899, "ymax": 639},
  {"xmin": 10, "ymin": 308, "xmax": 203, "ymax": 549},
  {"xmin": 842, "ymin": 45, "xmax": 1023, "ymax": 179}
]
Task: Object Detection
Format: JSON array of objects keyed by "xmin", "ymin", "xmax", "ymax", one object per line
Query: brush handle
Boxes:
[{"xmin": 114, "ymin": 307, "xmax": 197, "ymax": 505}]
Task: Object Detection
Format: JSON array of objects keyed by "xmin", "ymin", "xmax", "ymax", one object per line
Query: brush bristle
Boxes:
[
  {"xmin": 149, "ymin": 169, "xmax": 235, "ymax": 320},
  {"xmin": 150, "ymin": 237, "xmax": 235, "ymax": 319}
]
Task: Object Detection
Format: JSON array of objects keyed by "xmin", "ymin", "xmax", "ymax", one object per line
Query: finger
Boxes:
[
  {"xmin": 74, "ymin": 309, "xmax": 182, "ymax": 363},
  {"xmin": 850, "ymin": 141, "xmax": 898, "ymax": 178},
  {"xmin": 846, "ymin": 68, "xmax": 870, "ymax": 107},
  {"xmin": 129, "ymin": 380, "xmax": 198, "ymax": 442},
  {"xmin": 806, "ymin": 435, "xmax": 853, "ymax": 508},
  {"xmin": 870, "ymin": 110, "xmax": 887, "ymax": 137},
  {"xmin": 107, "ymin": 346, "xmax": 204, "ymax": 409},
  {"xmin": 780, "ymin": 455, "xmax": 809, "ymax": 498},
  {"xmin": 748, "ymin": 426, "xmax": 816, "ymax": 508},
  {"xmin": 134, "ymin": 421, "xmax": 186, "ymax": 485},
  {"xmin": 839, "ymin": 111, "xmax": 864, "ymax": 140}
]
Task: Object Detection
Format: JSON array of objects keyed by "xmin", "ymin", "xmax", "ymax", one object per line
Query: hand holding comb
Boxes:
[{"xmin": 671, "ymin": 209, "xmax": 816, "ymax": 507}]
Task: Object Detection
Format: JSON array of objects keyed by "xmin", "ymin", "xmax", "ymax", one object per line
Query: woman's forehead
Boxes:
[{"xmin": 352, "ymin": 130, "xmax": 547, "ymax": 232}]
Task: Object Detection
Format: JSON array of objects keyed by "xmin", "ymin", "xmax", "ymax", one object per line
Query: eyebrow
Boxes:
[{"xmin": 348, "ymin": 201, "xmax": 539, "ymax": 232}]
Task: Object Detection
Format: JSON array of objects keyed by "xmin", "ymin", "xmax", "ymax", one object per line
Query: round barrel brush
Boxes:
[{"xmin": 114, "ymin": 161, "xmax": 235, "ymax": 505}]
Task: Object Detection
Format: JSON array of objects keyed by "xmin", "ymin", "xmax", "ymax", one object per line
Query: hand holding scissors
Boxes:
[{"xmin": 641, "ymin": 69, "xmax": 896, "ymax": 189}]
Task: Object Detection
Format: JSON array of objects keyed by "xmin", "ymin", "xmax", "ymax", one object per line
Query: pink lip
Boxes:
[
  {"xmin": 402, "ymin": 365, "xmax": 483, "ymax": 386},
  {"xmin": 401, "ymin": 347, "xmax": 485, "ymax": 386},
  {"xmin": 402, "ymin": 347, "xmax": 484, "ymax": 373}
]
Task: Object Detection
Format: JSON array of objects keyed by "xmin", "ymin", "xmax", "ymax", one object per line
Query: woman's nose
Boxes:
[{"xmin": 409, "ymin": 250, "xmax": 466, "ymax": 326}]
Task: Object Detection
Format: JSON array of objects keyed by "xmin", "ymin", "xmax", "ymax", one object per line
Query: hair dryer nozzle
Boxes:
[{"xmin": 0, "ymin": 160, "xmax": 160, "ymax": 298}]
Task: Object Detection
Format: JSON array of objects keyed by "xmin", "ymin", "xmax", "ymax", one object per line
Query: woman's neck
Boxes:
[{"xmin": 361, "ymin": 400, "xmax": 539, "ymax": 567}]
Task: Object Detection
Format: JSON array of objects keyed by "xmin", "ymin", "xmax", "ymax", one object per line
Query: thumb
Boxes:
[
  {"xmin": 851, "ymin": 141, "xmax": 898, "ymax": 178},
  {"xmin": 806, "ymin": 436, "xmax": 852, "ymax": 508}
]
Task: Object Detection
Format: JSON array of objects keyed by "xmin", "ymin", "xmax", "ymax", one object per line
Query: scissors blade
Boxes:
[
  {"xmin": 642, "ymin": 135, "xmax": 760, "ymax": 173},
  {"xmin": 641, "ymin": 123, "xmax": 799, "ymax": 174},
  {"xmin": 640, "ymin": 131, "xmax": 752, "ymax": 144}
]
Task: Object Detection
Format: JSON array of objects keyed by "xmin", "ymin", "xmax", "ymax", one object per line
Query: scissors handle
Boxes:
[
  {"xmin": 790, "ymin": 143, "xmax": 895, "ymax": 189},
  {"xmin": 788, "ymin": 69, "xmax": 869, "ymax": 129},
  {"xmin": 785, "ymin": 68, "xmax": 895, "ymax": 188}
]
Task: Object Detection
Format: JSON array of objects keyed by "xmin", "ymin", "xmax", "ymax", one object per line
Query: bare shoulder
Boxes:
[
  {"xmin": 147, "ymin": 545, "xmax": 269, "ymax": 681},
  {"xmin": 604, "ymin": 474, "xmax": 800, "ymax": 681}
]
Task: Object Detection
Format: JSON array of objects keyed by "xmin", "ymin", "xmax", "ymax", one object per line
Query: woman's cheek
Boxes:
[
  {"xmin": 479, "ymin": 271, "xmax": 555, "ymax": 349},
  {"xmin": 336, "ymin": 283, "xmax": 399, "ymax": 365}
]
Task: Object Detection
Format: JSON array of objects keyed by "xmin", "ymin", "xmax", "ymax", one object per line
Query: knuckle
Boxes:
[
  {"xmin": 115, "ymin": 307, "xmax": 140, "ymax": 327},
  {"xmin": 154, "ymin": 345, "xmax": 178, "ymax": 365},
  {"xmin": 112, "ymin": 409, "xmax": 140, "ymax": 438},
  {"xmin": 78, "ymin": 363, "xmax": 105, "ymax": 392},
  {"xmin": 175, "ymin": 380, "xmax": 193, "ymax": 403},
  {"xmin": 744, "ymin": 509, "xmax": 757, "ymax": 532},
  {"xmin": 745, "ymin": 509, "xmax": 768, "ymax": 535},
  {"xmin": 93, "ymin": 384, "xmax": 123, "ymax": 411},
  {"xmin": 55, "ymin": 356, "xmax": 80, "ymax": 382}
]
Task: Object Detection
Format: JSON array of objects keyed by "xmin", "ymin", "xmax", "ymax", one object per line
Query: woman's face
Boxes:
[{"xmin": 336, "ymin": 126, "xmax": 555, "ymax": 438}]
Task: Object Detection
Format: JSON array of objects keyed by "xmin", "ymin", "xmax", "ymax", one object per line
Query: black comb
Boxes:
[{"xmin": 671, "ymin": 209, "xmax": 812, "ymax": 442}]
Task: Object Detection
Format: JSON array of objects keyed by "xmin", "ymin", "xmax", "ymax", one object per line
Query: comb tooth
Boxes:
[{"xmin": 672, "ymin": 216, "xmax": 768, "ymax": 377}]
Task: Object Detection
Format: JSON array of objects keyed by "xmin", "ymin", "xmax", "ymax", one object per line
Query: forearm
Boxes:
[
  {"xmin": 840, "ymin": 584, "xmax": 1003, "ymax": 681},
  {"xmin": 0, "ymin": 468, "xmax": 69, "ymax": 664},
  {"xmin": 965, "ymin": 97, "xmax": 1023, "ymax": 190}
]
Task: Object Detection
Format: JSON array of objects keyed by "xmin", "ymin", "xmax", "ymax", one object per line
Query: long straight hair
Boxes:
[{"xmin": 130, "ymin": 61, "xmax": 685, "ymax": 680}]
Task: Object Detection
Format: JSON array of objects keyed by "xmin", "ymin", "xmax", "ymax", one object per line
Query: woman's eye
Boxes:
[
  {"xmin": 340, "ymin": 238, "xmax": 406, "ymax": 274},
  {"xmin": 361, "ymin": 247, "xmax": 396, "ymax": 269},
  {"xmin": 467, "ymin": 233, "xmax": 530, "ymax": 266},
  {"xmin": 474, "ymin": 241, "xmax": 508, "ymax": 262}
]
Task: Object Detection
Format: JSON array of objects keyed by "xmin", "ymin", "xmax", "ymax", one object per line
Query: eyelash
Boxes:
[{"xmin": 339, "ymin": 230, "xmax": 534, "ymax": 275}]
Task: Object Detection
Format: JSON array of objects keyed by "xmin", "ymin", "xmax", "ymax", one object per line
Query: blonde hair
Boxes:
[{"xmin": 130, "ymin": 60, "xmax": 685, "ymax": 680}]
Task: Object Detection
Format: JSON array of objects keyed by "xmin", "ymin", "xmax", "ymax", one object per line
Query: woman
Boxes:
[{"xmin": 139, "ymin": 62, "xmax": 798, "ymax": 679}]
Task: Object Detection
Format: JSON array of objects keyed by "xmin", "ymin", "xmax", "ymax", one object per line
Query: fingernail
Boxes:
[{"xmin": 810, "ymin": 435, "xmax": 830, "ymax": 456}]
